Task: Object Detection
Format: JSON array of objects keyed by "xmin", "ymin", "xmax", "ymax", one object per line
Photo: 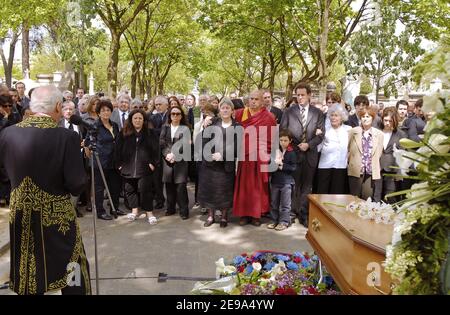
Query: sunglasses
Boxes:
[
  {"xmin": 171, "ymin": 112, "xmax": 182, "ymax": 116},
  {"xmin": 1, "ymin": 104, "xmax": 13, "ymax": 108}
]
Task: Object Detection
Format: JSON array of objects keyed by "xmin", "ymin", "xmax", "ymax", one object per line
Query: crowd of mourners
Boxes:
[{"xmin": 0, "ymin": 81, "xmax": 430, "ymax": 231}]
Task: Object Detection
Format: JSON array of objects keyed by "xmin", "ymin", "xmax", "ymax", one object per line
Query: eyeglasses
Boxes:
[
  {"xmin": 171, "ymin": 112, "xmax": 181, "ymax": 116},
  {"xmin": 1, "ymin": 104, "xmax": 13, "ymax": 108},
  {"xmin": 155, "ymin": 103, "xmax": 162, "ymax": 106}
]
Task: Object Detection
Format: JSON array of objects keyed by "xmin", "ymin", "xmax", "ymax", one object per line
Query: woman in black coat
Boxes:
[
  {"xmin": 160, "ymin": 105, "xmax": 191, "ymax": 220},
  {"xmin": 116, "ymin": 109, "xmax": 160, "ymax": 224},
  {"xmin": 198, "ymin": 98, "xmax": 239, "ymax": 228},
  {"xmin": 377, "ymin": 107, "xmax": 407, "ymax": 203},
  {"xmin": 84, "ymin": 99, "xmax": 121, "ymax": 220}
]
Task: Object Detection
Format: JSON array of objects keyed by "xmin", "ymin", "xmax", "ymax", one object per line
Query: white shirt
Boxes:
[
  {"xmin": 170, "ymin": 124, "xmax": 179, "ymax": 139},
  {"xmin": 221, "ymin": 121, "xmax": 232, "ymax": 129},
  {"xmin": 383, "ymin": 131, "xmax": 392, "ymax": 150},
  {"xmin": 318, "ymin": 124, "xmax": 351, "ymax": 169},
  {"xmin": 65, "ymin": 119, "xmax": 79, "ymax": 134}
]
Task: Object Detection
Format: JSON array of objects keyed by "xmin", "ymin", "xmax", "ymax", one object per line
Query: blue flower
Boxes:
[
  {"xmin": 301, "ymin": 260, "xmax": 311, "ymax": 269},
  {"xmin": 233, "ymin": 256, "xmax": 246, "ymax": 266},
  {"xmin": 286, "ymin": 261, "xmax": 299, "ymax": 270},
  {"xmin": 263, "ymin": 262, "xmax": 276, "ymax": 271},
  {"xmin": 253, "ymin": 252, "xmax": 263, "ymax": 260},
  {"xmin": 276, "ymin": 255, "xmax": 290, "ymax": 262},
  {"xmin": 244, "ymin": 265, "xmax": 254, "ymax": 275}
]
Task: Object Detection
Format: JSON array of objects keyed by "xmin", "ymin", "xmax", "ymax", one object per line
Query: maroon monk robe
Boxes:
[{"xmin": 232, "ymin": 107, "xmax": 277, "ymax": 219}]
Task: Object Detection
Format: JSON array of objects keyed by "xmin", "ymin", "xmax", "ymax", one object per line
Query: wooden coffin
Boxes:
[{"xmin": 306, "ymin": 194, "xmax": 394, "ymax": 295}]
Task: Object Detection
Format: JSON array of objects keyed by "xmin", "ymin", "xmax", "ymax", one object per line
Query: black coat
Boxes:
[
  {"xmin": 115, "ymin": 128, "xmax": 160, "ymax": 178},
  {"xmin": 270, "ymin": 106, "xmax": 283, "ymax": 124},
  {"xmin": 84, "ymin": 119, "xmax": 120, "ymax": 170},
  {"xmin": 148, "ymin": 111, "xmax": 168, "ymax": 137},
  {"xmin": 0, "ymin": 116, "xmax": 89, "ymax": 295},
  {"xmin": 159, "ymin": 124, "xmax": 190, "ymax": 184},
  {"xmin": 404, "ymin": 115, "xmax": 426, "ymax": 142},
  {"xmin": 380, "ymin": 129, "xmax": 407, "ymax": 173},
  {"xmin": 271, "ymin": 148, "xmax": 297, "ymax": 185}
]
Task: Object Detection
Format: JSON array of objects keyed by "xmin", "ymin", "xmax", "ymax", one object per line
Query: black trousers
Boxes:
[
  {"xmin": 153, "ymin": 159, "xmax": 165, "ymax": 205},
  {"xmin": 165, "ymin": 182, "xmax": 189, "ymax": 217},
  {"xmin": 316, "ymin": 168, "xmax": 348, "ymax": 194},
  {"xmin": 292, "ymin": 158, "xmax": 317, "ymax": 223},
  {"xmin": 94, "ymin": 168, "xmax": 121, "ymax": 215},
  {"xmin": 124, "ymin": 176, "xmax": 154, "ymax": 211}
]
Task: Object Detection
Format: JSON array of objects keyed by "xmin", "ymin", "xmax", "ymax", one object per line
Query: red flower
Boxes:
[
  {"xmin": 238, "ymin": 266, "xmax": 245, "ymax": 273},
  {"xmin": 307, "ymin": 286, "xmax": 319, "ymax": 295},
  {"xmin": 293, "ymin": 257, "xmax": 302, "ymax": 263},
  {"xmin": 275, "ymin": 287, "xmax": 297, "ymax": 295}
]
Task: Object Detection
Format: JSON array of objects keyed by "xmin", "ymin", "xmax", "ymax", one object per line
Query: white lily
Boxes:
[
  {"xmin": 423, "ymin": 93, "xmax": 444, "ymax": 114},
  {"xmin": 215, "ymin": 258, "xmax": 237, "ymax": 279},
  {"xmin": 269, "ymin": 261, "xmax": 286, "ymax": 280}
]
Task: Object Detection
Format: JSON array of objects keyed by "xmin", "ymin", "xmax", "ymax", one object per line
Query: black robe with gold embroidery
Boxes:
[{"xmin": 0, "ymin": 116, "xmax": 90, "ymax": 295}]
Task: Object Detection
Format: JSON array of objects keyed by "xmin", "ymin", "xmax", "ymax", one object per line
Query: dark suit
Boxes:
[
  {"xmin": 148, "ymin": 111, "xmax": 168, "ymax": 206},
  {"xmin": 378, "ymin": 129, "xmax": 406, "ymax": 203},
  {"xmin": 404, "ymin": 115, "xmax": 425, "ymax": 142},
  {"xmin": 280, "ymin": 104, "xmax": 325, "ymax": 225},
  {"xmin": 269, "ymin": 106, "xmax": 283, "ymax": 124},
  {"xmin": 160, "ymin": 124, "xmax": 190, "ymax": 217}
]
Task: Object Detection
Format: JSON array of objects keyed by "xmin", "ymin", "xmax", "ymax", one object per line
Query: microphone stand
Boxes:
[{"xmin": 86, "ymin": 128, "xmax": 118, "ymax": 295}]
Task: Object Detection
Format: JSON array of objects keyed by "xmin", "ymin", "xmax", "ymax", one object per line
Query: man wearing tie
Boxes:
[
  {"xmin": 111, "ymin": 94, "xmax": 131, "ymax": 131},
  {"xmin": 59, "ymin": 100, "xmax": 84, "ymax": 218},
  {"xmin": 148, "ymin": 96, "xmax": 169, "ymax": 209},
  {"xmin": 280, "ymin": 82, "xmax": 325, "ymax": 227}
]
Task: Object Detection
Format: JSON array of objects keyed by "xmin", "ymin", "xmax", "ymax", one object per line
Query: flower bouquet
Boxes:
[
  {"xmin": 345, "ymin": 198, "xmax": 396, "ymax": 225},
  {"xmin": 192, "ymin": 251, "xmax": 340, "ymax": 295}
]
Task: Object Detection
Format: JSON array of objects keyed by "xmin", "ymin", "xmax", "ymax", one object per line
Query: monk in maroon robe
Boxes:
[{"xmin": 233, "ymin": 90, "xmax": 277, "ymax": 226}]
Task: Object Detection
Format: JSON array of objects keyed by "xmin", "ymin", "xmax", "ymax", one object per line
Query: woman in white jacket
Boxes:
[{"xmin": 317, "ymin": 104, "xmax": 351, "ymax": 194}]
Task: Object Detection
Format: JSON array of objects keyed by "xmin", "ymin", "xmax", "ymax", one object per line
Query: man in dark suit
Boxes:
[
  {"xmin": 148, "ymin": 95, "xmax": 169, "ymax": 209},
  {"xmin": 403, "ymin": 99, "xmax": 426, "ymax": 142},
  {"xmin": 58, "ymin": 100, "xmax": 85, "ymax": 218},
  {"xmin": 263, "ymin": 89, "xmax": 283, "ymax": 124},
  {"xmin": 280, "ymin": 82, "xmax": 325, "ymax": 227},
  {"xmin": 111, "ymin": 93, "xmax": 130, "ymax": 131}
]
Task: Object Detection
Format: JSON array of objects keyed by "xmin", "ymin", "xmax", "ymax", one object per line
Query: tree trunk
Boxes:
[
  {"xmin": 0, "ymin": 32, "xmax": 20, "ymax": 87},
  {"xmin": 130, "ymin": 61, "xmax": 138, "ymax": 98},
  {"xmin": 78, "ymin": 63, "xmax": 87, "ymax": 91},
  {"xmin": 375, "ymin": 78, "xmax": 380, "ymax": 104},
  {"xmin": 285, "ymin": 66, "xmax": 293, "ymax": 101},
  {"xmin": 107, "ymin": 31, "xmax": 121, "ymax": 97},
  {"xmin": 317, "ymin": 0, "xmax": 331, "ymax": 104},
  {"xmin": 21, "ymin": 23, "xmax": 30, "ymax": 79}
]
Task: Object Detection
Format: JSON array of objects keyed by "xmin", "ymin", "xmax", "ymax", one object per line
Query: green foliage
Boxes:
[
  {"xmin": 385, "ymin": 93, "xmax": 450, "ymax": 294},
  {"xmin": 359, "ymin": 74, "xmax": 373, "ymax": 95},
  {"xmin": 345, "ymin": 2, "xmax": 425, "ymax": 102},
  {"xmin": 412, "ymin": 36, "xmax": 450, "ymax": 88}
]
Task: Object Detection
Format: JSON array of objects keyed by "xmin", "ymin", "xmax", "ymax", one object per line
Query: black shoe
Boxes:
[
  {"xmin": 85, "ymin": 206, "xmax": 92, "ymax": 212},
  {"xmin": 165, "ymin": 211, "xmax": 175, "ymax": 216},
  {"xmin": 76, "ymin": 209, "xmax": 84, "ymax": 218},
  {"xmin": 220, "ymin": 220, "xmax": 228, "ymax": 228},
  {"xmin": 98, "ymin": 213, "xmax": 113, "ymax": 220},
  {"xmin": 180, "ymin": 215, "xmax": 189, "ymax": 220},
  {"xmin": 155, "ymin": 203, "xmax": 165, "ymax": 210},
  {"xmin": 115, "ymin": 209, "xmax": 127, "ymax": 216}
]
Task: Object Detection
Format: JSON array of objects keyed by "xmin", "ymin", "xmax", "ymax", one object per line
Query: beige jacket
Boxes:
[{"xmin": 347, "ymin": 126, "xmax": 384, "ymax": 180}]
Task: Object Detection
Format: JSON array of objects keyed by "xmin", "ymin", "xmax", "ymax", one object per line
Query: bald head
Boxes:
[{"xmin": 30, "ymin": 85, "xmax": 63, "ymax": 114}]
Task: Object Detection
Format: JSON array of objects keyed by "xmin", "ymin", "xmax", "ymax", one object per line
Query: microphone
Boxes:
[{"xmin": 69, "ymin": 115, "xmax": 97, "ymax": 130}]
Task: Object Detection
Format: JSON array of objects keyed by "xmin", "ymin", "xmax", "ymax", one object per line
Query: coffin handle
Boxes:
[{"xmin": 312, "ymin": 218, "xmax": 321, "ymax": 232}]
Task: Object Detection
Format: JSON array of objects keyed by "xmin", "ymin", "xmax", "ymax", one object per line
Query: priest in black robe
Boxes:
[{"xmin": 0, "ymin": 85, "xmax": 91, "ymax": 295}]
